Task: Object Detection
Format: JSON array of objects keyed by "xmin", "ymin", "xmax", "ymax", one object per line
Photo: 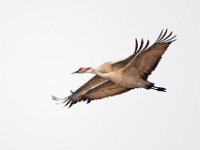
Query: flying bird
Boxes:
[{"xmin": 52, "ymin": 29, "xmax": 176, "ymax": 108}]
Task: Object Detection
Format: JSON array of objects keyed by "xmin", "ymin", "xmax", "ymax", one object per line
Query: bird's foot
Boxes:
[{"xmin": 151, "ymin": 86, "xmax": 166, "ymax": 92}]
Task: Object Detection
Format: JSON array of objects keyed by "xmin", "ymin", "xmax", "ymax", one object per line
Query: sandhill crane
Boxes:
[{"xmin": 52, "ymin": 29, "xmax": 176, "ymax": 108}]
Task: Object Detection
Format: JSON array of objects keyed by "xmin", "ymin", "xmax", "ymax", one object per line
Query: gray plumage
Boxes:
[{"xmin": 52, "ymin": 29, "xmax": 176, "ymax": 108}]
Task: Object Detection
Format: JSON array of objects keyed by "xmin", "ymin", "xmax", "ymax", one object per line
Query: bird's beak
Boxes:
[{"xmin": 71, "ymin": 70, "xmax": 79, "ymax": 74}]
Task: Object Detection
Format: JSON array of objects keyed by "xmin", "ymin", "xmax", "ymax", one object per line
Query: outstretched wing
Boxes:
[
  {"xmin": 81, "ymin": 81, "xmax": 131, "ymax": 102},
  {"xmin": 111, "ymin": 38, "xmax": 150, "ymax": 70},
  {"xmin": 124, "ymin": 29, "xmax": 176, "ymax": 79},
  {"xmin": 59, "ymin": 81, "xmax": 132, "ymax": 107},
  {"xmin": 71, "ymin": 75, "xmax": 105, "ymax": 95}
]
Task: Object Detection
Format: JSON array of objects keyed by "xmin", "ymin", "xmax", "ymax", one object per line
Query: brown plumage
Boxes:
[
  {"xmin": 82, "ymin": 81, "xmax": 131, "ymax": 103},
  {"xmin": 52, "ymin": 29, "xmax": 176, "ymax": 108}
]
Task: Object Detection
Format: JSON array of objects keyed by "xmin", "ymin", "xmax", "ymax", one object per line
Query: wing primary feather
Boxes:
[
  {"xmin": 138, "ymin": 39, "xmax": 144, "ymax": 52},
  {"xmin": 142, "ymin": 40, "xmax": 149, "ymax": 51},
  {"xmin": 87, "ymin": 99, "xmax": 91, "ymax": 104},
  {"xmin": 64, "ymin": 99, "xmax": 71, "ymax": 106},
  {"xmin": 70, "ymin": 90, "xmax": 74, "ymax": 94},
  {"xmin": 166, "ymin": 39, "xmax": 177, "ymax": 43},
  {"xmin": 155, "ymin": 29, "xmax": 164, "ymax": 42},
  {"xmin": 134, "ymin": 38, "xmax": 138, "ymax": 54},
  {"xmin": 159, "ymin": 31, "xmax": 173, "ymax": 43},
  {"xmin": 158, "ymin": 29, "xmax": 168, "ymax": 42},
  {"xmin": 68, "ymin": 101, "xmax": 74, "ymax": 108},
  {"xmin": 164, "ymin": 35, "xmax": 177, "ymax": 43}
]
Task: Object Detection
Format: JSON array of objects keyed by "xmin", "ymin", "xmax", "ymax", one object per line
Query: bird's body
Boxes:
[
  {"xmin": 52, "ymin": 29, "xmax": 176, "ymax": 107},
  {"xmin": 92, "ymin": 68, "xmax": 147, "ymax": 89}
]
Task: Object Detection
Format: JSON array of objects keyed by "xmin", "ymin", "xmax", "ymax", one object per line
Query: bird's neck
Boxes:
[{"xmin": 92, "ymin": 69, "xmax": 109, "ymax": 79}]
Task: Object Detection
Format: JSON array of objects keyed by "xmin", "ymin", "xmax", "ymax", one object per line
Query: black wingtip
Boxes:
[
  {"xmin": 155, "ymin": 29, "xmax": 177, "ymax": 43},
  {"xmin": 134, "ymin": 38, "xmax": 138, "ymax": 54},
  {"xmin": 86, "ymin": 99, "xmax": 91, "ymax": 104},
  {"xmin": 155, "ymin": 29, "xmax": 164, "ymax": 42},
  {"xmin": 70, "ymin": 90, "xmax": 74, "ymax": 94},
  {"xmin": 137, "ymin": 38, "xmax": 144, "ymax": 52},
  {"xmin": 68, "ymin": 101, "xmax": 74, "ymax": 108},
  {"xmin": 51, "ymin": 94, "xmax": 74, "ymax": 108}
]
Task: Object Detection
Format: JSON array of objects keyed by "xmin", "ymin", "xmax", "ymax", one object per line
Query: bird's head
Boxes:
[{"xmin": 71, "ymin": 67, "xmax": 93, "ymax": 74}]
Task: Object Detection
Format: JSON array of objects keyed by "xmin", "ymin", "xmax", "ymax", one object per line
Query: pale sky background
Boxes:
[{"xmin": 0, "ymin": 0, "xmax": 200, "ymax": 150}]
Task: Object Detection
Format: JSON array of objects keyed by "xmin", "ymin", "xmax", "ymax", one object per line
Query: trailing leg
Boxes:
[{"xmin": 151, "ymin": 86, "xmax": 166, "ymax": 92}]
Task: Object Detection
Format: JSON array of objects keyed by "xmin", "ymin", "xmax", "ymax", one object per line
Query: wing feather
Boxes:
[
  {"xmin": 138, "ymin": 39, "xmax": 144, "ymax": 52},
  {"xmin": 71, "ymin": 75, "xmax": 105, "ymax": 95},
  {"xmin": 142, "ymin": 40, "xmax": 150, "ymax": 51},
  {"xmin": 82, "ymin": 81, "xmax": 132, "ymax": 101},
  {"xmin": 124, "ymin": 29, "xmax": 176, "ymax": 79},
  {"xmin": 155, "ymin": 29, "xmax": 164, "ymax": 42},
  {"xmin": 134, "ymin": 39, "xmax": 138, "ymax": 53}
]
